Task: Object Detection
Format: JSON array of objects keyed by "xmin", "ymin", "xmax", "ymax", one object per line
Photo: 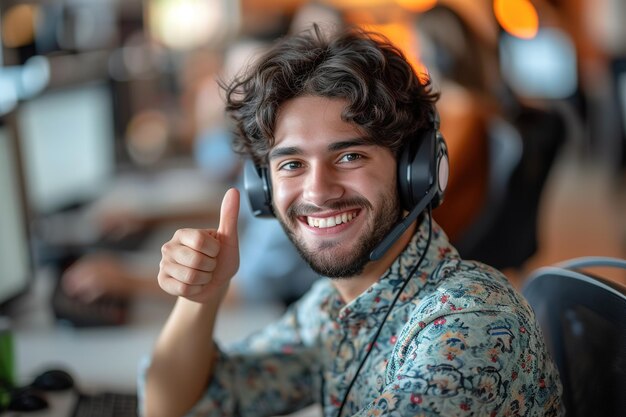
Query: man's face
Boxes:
[{"xmin": 268, "ymin": 95, "xmax": 402, "ymax": 278}]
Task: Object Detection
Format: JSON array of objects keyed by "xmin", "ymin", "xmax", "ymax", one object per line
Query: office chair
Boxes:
[{"xmin": 522, "ymin": 257, "xmax": 626, "ymax": 417}]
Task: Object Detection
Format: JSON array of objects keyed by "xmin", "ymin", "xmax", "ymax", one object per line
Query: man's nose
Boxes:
[{"xmin": 302, "ymin": 164, "xmax": 344, "ymax": 207}]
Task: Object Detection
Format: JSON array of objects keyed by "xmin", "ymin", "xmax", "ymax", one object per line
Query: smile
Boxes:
[{"xmin": 305, "ymin": 211, "xmax": 358, "ymax": 229}]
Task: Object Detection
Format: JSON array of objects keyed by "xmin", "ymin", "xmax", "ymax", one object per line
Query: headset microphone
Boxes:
[
  {"xmin": 368, "ymin": 183, "xmax": 438, "ymax": 261},
  {"xmin": 369, "ymin": 119, "xmax": 449, "ymax": 261}
]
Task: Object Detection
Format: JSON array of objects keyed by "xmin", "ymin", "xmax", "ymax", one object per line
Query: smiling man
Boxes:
[{"xmin": 142, "ymin": 25, "xmax": 563, "ymax": 417}]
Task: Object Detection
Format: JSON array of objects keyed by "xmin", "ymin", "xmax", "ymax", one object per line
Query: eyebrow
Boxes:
[
  {"xmin": 268, "ymin": 137, "xmax": 372, "ymax": 161},
  {"xmin": 327, "ymin": 137, "xmax": 372, "ymax": 152},
  {"xmin": 268, "ymin": 146, "xmax": 302, "ymax": 161}
]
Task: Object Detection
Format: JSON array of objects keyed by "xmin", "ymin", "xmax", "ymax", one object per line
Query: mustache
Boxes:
[{"xmin": 286, "ymin": 197, "xmax": 373, "ymax": 218}]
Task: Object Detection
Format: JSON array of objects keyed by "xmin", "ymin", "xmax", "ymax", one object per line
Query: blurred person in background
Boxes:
[{"xmin": 415, "ymin": 2, "xmax": 569, "ymax": 280}]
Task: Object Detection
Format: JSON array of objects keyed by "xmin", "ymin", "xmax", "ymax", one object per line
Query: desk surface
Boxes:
[{"xmin": 6, "ymin": 270, "xmax": 320, "ymax": 417}]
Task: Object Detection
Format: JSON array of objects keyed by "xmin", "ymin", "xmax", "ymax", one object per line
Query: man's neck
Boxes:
[{"xmin": 332, "ymin": 220, "xmax": 418, "ymax": 303}]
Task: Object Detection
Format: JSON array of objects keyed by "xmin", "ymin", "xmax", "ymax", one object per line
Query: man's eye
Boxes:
[
  {"xmin": 279, "ymin": 161, "xmax": 302, "ymax": 171},
  {"xmin": 339, "ymin": 153, "xmax": 362, "ymax": 163}
]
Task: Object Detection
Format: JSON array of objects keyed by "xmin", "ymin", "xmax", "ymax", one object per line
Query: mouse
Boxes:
[
  {"xmin": 31, "ymin": 369, "xmax": 75, "ymax": 391},
  {"xmin": 8, "ymin": 388, "xmax": 49, "ymax": 412}
]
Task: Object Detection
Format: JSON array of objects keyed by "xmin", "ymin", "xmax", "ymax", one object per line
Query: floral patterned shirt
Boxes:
[{"xmin": 140, "ymin": 219, "xmax": 564, "ymax": 416}]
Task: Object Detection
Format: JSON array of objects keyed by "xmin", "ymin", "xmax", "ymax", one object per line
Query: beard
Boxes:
[{"xmin": 275, "ymin": 189, "xmax": 403, "ymax": 279}]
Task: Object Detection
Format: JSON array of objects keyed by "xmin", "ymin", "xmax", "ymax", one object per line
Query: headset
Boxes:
[{"xmin": 243, "ymin": 111, "xmax": 449, "ymax": 261}]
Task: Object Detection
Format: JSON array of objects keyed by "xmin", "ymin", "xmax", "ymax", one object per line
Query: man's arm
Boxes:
[
  {"xmin": 144, "ymin": 188, "xmax": 240, "ymax": 417},
  {"xmin": 143, "ymin": 283, "xmax": 325, "ymax": 417}
]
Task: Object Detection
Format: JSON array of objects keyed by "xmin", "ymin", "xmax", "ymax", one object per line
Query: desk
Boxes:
[{"xmin": 6, "ymin": 270, "xmax": 320, "ymax": 417}]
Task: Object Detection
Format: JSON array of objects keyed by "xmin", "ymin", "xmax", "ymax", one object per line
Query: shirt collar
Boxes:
[{"xmin": 329, "ymin": 217, "xmax": 459, "ymax": 326}]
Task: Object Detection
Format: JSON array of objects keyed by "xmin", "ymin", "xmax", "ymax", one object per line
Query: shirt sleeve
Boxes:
[
  {"xmin": 156, "ymin": 284, "xmax": 327, "ymax": 417},
  {"xmin": 352, "ymin": 307, "xmax": 563, "ymax": 416}
]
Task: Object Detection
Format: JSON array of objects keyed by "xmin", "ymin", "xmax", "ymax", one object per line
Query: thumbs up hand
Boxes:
[{"xmin": 157, "ymin": 188, "xmax": 240, "ymax": 303}]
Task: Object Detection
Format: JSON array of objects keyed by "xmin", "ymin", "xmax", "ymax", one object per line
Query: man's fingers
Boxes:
[
  {"xmin": 160, "ymin": 262, "xmax": 212, "ymax": 286},
  {"xmin": 170, "ymin": 246, "xmax": 217, "ymax": 272},
  {"xmin": 158, "ymin": 273, "xmax": 206, "ymax": 297},
  {"xmin": 174, "ymin": 229, "xmax": 220, "ymax": 257}
]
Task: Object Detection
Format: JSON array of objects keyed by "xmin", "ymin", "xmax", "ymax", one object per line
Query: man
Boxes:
[{"xmin": 142, "ymin": 25, "xmax": 563, "ymax": 417}]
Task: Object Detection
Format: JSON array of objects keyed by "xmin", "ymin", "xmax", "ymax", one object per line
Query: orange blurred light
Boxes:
[
  {"xmin": 395, "ymin": 0, "xmax": 437, "ymax": 13},
  {"xmin": 359, "ymin": 21, "xmax": 429, "ymax": 81},
  {"xmin": 494, "ymin": 0, "xmax": 539, "ymax": 39},
  {"xmin": 326, "ymin": 0, "xmax": 390, "ymax": 7},
  {"xmin": 1, "ymin": 4, "xmax": 39, "ymax": 48}
]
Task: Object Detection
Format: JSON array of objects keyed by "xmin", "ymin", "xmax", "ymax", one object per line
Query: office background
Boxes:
[{"xmin": 0, "ymin": 0, "xmax": 625, "ymax": 414}]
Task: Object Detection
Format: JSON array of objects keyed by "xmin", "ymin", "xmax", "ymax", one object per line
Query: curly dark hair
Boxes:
[{"xmin": 222, "ymin": 24, "xmax": 439, "ymax": 167}]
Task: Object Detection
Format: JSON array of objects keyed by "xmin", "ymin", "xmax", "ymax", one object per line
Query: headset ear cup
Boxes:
[
  {"xmin": 397, "ymin": 140, "xmax": 413, "ymax": 211},
  {"xmin": 261, "ymin": 167, "xmax": 273, "ymax": 214},
  {"xmin": 432, "ymin": 132, "xmax": 449, "ymax": 208},
  {"xmin": 243, "ymin": 159, "xmax": 274, "ymax": 218},
  {"xmin": 398, "ymin": 127, "xmax": 437, "ymax": 211}
]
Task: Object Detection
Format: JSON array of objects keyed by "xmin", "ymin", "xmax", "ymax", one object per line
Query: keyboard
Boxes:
[
  {"xmin": 51, "ymin": 276, "xmax": 129, "ymax": 327},
  {"xmin": 72, "ymin": 392, "xmax": 138, "ymax": 417}
]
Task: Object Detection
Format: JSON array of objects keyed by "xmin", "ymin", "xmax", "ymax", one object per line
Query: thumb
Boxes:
[
  {"xmin": 217, "ymin": 188, "xmax": 240, "ymax": 249},
  {"xmin": 190, "ymin": 189, "xmax": 240, "ymax": 299}
]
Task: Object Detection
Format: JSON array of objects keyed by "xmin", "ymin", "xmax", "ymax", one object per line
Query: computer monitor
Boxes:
[
  {"xmin": 16, "ymin": 81, "xmax": 116, "ymax": 214},
  {"xmin": 0, "ymin": 118, "xmax": 33, "ymax": 311},
  {"xmin": 499, "ymin": 27, "xmax": 578, "ymax": 100}
]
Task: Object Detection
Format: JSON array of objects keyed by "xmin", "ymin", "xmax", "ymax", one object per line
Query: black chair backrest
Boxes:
[{"xmin": 522, "ymin": 257, "xmax": 626, "ymax": 417}]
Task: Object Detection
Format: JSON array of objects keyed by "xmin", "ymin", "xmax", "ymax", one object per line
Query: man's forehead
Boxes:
[{"xmin": 274, "ymin": 96, "xmax": 350, "ymax": 130}]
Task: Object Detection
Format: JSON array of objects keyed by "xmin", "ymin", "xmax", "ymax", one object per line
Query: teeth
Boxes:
[{"xmin": 307, "ymin": 212, "xmax": 356, "ymax": 229}]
